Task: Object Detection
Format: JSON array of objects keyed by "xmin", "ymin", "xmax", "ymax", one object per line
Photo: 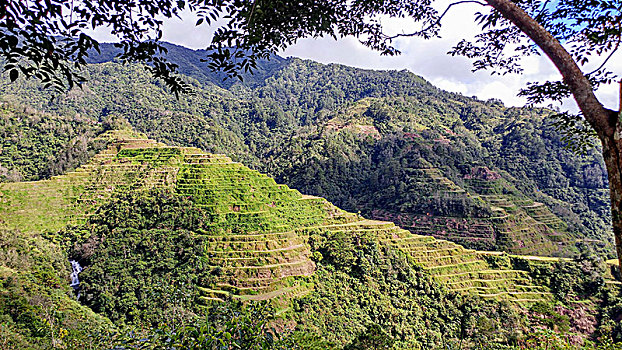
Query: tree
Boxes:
[
  {"xmin": 2, "ymin": 0, "xmax": 622, "ymax": 268},
  {"xmin": 108, "ymin": 301, "xmax": 296, "ymax": 349}
]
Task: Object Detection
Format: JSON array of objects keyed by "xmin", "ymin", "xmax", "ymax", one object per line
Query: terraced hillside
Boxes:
[
  {"xmin": 0, "ymin": 131, "xmax": 552, "ymax": 305},
  {"xmin": 369, "ymin": 163, "xmax": 575, "ymax": 256},
  {"xmin": 388, "ymin": 234, "xmax": 552, "ymax": 303},
  {"xmin": 262, "ymin": 95, "xmax": 609, "ymax": 259}
]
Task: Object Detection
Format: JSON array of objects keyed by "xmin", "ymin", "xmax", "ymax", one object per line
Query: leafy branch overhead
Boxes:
[
  {"xmin": 2, "ymin": 1, "xmax": 620, "ymax": 102},
  {"xmin": 1, "ymin": 0, "xmax": 195, "ymax": 95}
]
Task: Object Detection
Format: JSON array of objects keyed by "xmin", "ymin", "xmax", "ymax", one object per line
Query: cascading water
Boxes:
[{"xmin": 69, "ymin": 260, "xmax": 83, "ymax": 300}]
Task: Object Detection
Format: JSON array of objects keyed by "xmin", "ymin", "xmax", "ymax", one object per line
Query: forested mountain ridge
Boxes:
[
  {"xmin": 85, "ymin": 42, "xmax": 290, "ymax": 90},
  {"xmin": 1, "ymin": 130, "xmax": 618, "ymax": 348},
  {"xmin": 0, "ymin": 41, "xmax": 620, "ymax": 345},
  {"xmin": 0, "ymin": 42, "xmax": 611, "ymax": 257},
  {"xmin": 265, "ymin": 97, "xmax": 610, "ymax": 256}
]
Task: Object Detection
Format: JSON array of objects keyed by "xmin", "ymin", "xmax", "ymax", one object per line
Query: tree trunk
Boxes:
[
  {"xmin": 485, "ymin": 0, "xmax": 622, "ymax": 273},
  {"xmin": 601, "ymin": 106, "xmax": 622, "ymax": 275}
]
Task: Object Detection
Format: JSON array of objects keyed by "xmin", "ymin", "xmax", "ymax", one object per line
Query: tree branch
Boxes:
[
  {"xmin": 383, "ymin": 0, "xmax": 487, "ymax": 40},
  {"xmin": 248, "ymin": 0, "xmax": 259, "ymax": 27},
  {"xmin": 587, "ymin": 26, "xmax": 621, "ymax": 77},
  {"xmin": 485, "ymin": 0, "xmax": 614, "ymax": 136},
  {"xmin": 533, "ymin": 0, "xmax": 551, "ymax": 21}
]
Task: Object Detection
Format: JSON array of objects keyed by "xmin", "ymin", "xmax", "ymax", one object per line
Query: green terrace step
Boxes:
[
  {"xmin": 184, "ymin": 160, "xmax": 236, "ymax": 165},
  {"xmin": 205, "ymin": 240, "xmax": 306, "ymax": 252},
  {"xmin": 205, "ymin": 247, "xmax": 309, "ymax": 261},
  {"xmin": 179, "ymin": 168, "xmax": 277, "ymax": 177},
  {"xmin": 425, "ymin": 260, "xmax": 490, "ymax": 274},
  {"xmin": 176, "ymin": 182, "xmax": 295, "ymax": 191},
  {"xmin": 204, "ymin": 256, "xmax": 312, "ymax": 268},
  {"xmin": 204, "ymin": 249, "xmax": 310, "ymax": 266},
  {"xmin": 329, "ymin": 226, "xmax": 404, "ymax": 237},
  {"xmin": 203, "ymin": 260, "xmax": 315, "ymax": 280},
  {"xmin": 204, "ymin": 260, "xmax": 313, "ymax": 271},
  {"xmin": 219, "ymin": 275, "xmax": 305, "ymax": 289},
  {"xmin": 183, "ymin": 152, "xmax": 231, "ymax": 158},
  {"xmin": 450, "ymin": 283, "xmax": 544, "ymax": 293},
  {"xmin": 176, "ymin": 186, "xmax": 296, "ymax": 194},
  {"xmin": 177, "ymin": 178, "xmax": 277, "ymax": 186},
  {"xmin": 411, "ymin": 252, "xmax": 481, "ymax": 267},
  {"xmin": 237, "ymin": 284, "xmax": 312, "ymax": 302},
  {"xmin": 512, "ymin": 199, "xmax": 534, "ymax": 206},
  {"xmin": 408, "ymin": 244, "xmax": 476, "ymax": 255},
  {"xmin": 446, "ymin": 278, "xmax": 542, "ymax": 289},
  {"xmin": 197, "ymin": 286, "xmax": 230, "ymax": 299},
  {"xmin": 198, "ymin": 296, "xmax": 226, "ymax": 304},
  {"xmin": 183, "ymin": 156, "xmax": 233, "ymax": 163},
  {"xmin": 478, "ymin": 291, "xmax": 553, "ymax": 300},
  {"xmin": 434, "ymin": 269, "xmax": 530, "ymax": 282},
  {"xmin": 202, "ymin": 230, "xmax": 303, "ymax": 241},
  {"xmin": 205, "ymin": 244, "xmax": 307, "ymax": 256},
  {"xmin": 214, "ymin": 283, "xmax": 279, "ymax": 296},
  {"xmin": 213, "ymin": 276, "xmax": 309, "ymax": 296},
  {"xmin": 316, "ymin": 220, "xmax": 398, "ymax": 231}
]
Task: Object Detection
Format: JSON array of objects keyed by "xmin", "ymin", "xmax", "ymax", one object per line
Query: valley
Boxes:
[{"xmin": 0, "ymin": 44, "xmax": 619, "ymax": 349}]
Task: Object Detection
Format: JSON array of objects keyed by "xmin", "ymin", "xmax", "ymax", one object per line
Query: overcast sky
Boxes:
[{"xmin": 90, "ymin": 2, "xmax": 621, "ymax": 113}]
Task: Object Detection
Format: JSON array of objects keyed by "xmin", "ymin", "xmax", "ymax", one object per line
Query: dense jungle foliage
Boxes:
[
  {"xmin": 0, "ymin": 43, "xmax": 610, "ymax": 252},
  {"xmin": 0, "ymin": 104, "xmax": 109, "ymax": 182},
  {"xmin": 2, "ymin": 185, "xmax": 622, "ymax": 349},
  {"xmin": 1, "ymin": 43, "xmax": 620, "ymax": 349}
]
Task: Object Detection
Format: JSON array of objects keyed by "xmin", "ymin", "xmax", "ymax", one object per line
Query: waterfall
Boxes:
[{"xmin": 69, "ymin": 260, "xmax": 83, "ymax": 300}]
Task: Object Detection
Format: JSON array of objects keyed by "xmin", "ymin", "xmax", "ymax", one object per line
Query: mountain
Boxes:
[
  {"xmin": 0, "ymin": 129, "xmax": 615, "ymax": 349},
  {"xmin": 85, "ymin": 42, "xmax": 290, "ymax": 90},
  {"xmin": 1, "ymin": 42, "xmax": 621, "ymax": 347},
  {"xmin": 0, "ymin": 43, "xmax": 611, "ymax": 258},
  {"xmin": 265, "ymin": 97, "xmax": 611, "ymax": 257}
]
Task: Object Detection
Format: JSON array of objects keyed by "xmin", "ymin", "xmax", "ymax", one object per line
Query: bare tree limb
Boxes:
[
  {"xmin": 533, "ymin": 0, "xmax": 551, "ymax": 20},
  {"xmin": 383, "ymin": 0, "xmax": 487, "ymax": 41},
  {"xmin": 586, "ymin": 22, "xmax": 621, "ymax": 77}
]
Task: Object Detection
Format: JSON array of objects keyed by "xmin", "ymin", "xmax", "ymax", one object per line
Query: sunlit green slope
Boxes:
[{"xmin": 0, "ymin": 130, "xmax": 552, "ymax": 307}]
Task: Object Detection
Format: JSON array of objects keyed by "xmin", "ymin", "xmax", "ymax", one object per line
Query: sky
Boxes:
[{"xmin": 90, "ymin": 2, "xmax": 621, "ymax": 113}]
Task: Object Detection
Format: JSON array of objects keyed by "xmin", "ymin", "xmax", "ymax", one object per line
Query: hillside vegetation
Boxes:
[
  {"xmin": 0, "ymin": 43, "xmax": 611, "ymax": 257},
  {"xmin": 1, "ymin": 130, "xmax": 620, "ymax": 349},
  {"xmin": 267, "ymin": 97, "xmax": 610, "ymax": 257},
  {"xmin": 0, "ymin": 44, "xmax": 619, "ymax": 348}
]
